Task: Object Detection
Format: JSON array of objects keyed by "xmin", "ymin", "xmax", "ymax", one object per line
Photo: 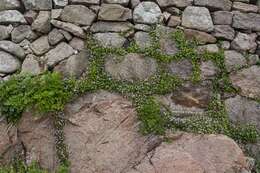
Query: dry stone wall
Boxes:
[
  {"xmin": 0, "ymin": 0, "xmax": 260, "ymax": 172},
  {"xmin": 0, "ymin": 0, "xmax": 259, "ymax": 80}
]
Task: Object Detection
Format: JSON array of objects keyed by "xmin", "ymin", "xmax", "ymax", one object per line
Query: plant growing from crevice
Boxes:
[{"xmin": 0, "ymin": 27, "xmax": 259, "ymax": 172}]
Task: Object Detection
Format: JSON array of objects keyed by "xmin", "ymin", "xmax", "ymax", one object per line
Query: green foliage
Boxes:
[
  {"xmin": 0, "ymin": 162, "xmax": 69, "ymax": 173},
  {"xmin": 202, "ymin": 51, "xmax": 237, "ymax": 93},
  {"xmin": 0, "ymin": 28, "xmax": 259, "ymax": 171},
  {"xmin": 170, "ymin": 95, "xmax": 259, "ymax": 143},
  {"xmin": 0, "ymin": 162, "xmax": 47, "ymax": 173},
  {"xmin": 0, "ymin": 73, "xmax": 74, "ymax": 123},
  {"xmin": 136, "ymin": 97, "xmax": 167, "ymax": 135}
]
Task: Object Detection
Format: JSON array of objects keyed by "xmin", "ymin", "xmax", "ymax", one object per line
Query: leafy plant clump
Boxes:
[
  {"xmin": 0, "ymin": 161, "xmax": 69, "ymax": 173},
  {"xmin": 0, "ymin": 73, "xmax": 74, "ymax": 123}
]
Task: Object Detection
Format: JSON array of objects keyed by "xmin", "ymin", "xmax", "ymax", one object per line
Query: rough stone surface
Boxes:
[
  {"xmin": 69, "ymin": 37, "xmax": 84, "ymax": 51},
  {"xmin": 230, "ymin": 66, "xmax": 260, "ymax": 99},
  {"xmin": 0, "ymin": 25, "xmax": 13, "ymax": 41},
  {"xmin": 213, "ymin": 25, "xmax": 235, "ymax": 41},
  {"xmin": 0, "ymin": 51, "xmax": 20, "ymax": 74},
  {"xmin": 194, "ymin": 0, "xmax": 232, "ymax": 11},
  {"xmin": 18, "ymin": 111, "xmax": 58, "ymax": 171},
  {"xmin": 70, "ymin": 0, "xmax": 100, "ymax": 5},
  {"xmin": 0, "ymin": 10, "xmax": 27, "ymax": 24},
  {"xmin": 225, "ymin": 95, "xmax": 260, "ymax": 130},
  {"xmin": 45, "ymin": 42, "xmax": 75, "ymax": 67},
  {"xmin": 98, "ymin": 4, "xmax": 132, "ymax": 21},
  {"xmin": 0, "ymin": 0, "xmax": 21, "ymax": 11},
  {"xmin": 200, "ymin": 60, "xmax": 218, "ymax": 80},
  {"xmin": 224, "ymin": 50, "xmax": 247, "ymax": 72},
  {"xmin": 104, "ymin": 0, "xmax": 130, "ymax": 6},
  {"xmin": 21, "ymin": 54, "xmax": 42, "ymax": 75},
  {"xmin": 232, "ymin": 11, "xmax": 260, "ymax": 32},
  {"xmin": 170, "ymin": 81, "xmax": 212, "ymax": 109},
  {"xmin": 90, "ymin": 21, "xmax": 133, "ymax": 33},
  {"xmin": 93, "ymin": 33, "xmax": 126, "ymax": 48},
  {"xmin": 128, "ymin": 133, "xmax": 250, "ymax": 173},
  {"xmin": 133, "ymin": 2, "xmax": 162, "ymax": 24},
  {"xmin": 0, "ymin": 120, "xmax": 18, "ymax": 165},
  {"xmin": 54, "ymin": 50, "xmax": 89, "ymax": 78},
  {"xmin": 197, "ymin": 44, "xmax": 219, "ymax": 53},
  {"xmin": 231, "ymin": 32, "xmax": 257, "ymax": 53},
  {"xmin": 182, "ymin": 6, "xmax": 214, "ymax": 32},
  {"xmin": 134, "ymin": 31, "xmax": 152, "ymax": 49},
  {"xmin": 23, "ymin": 10, "xmax": 37, "ymax": 24},
  {"xmin": 21, "ymin": 0, "xmax": 52, "ymax": 10},
  {"xmin": 167, "ymin": 59, "xmax": 193, "ymax": 80},
  {"xmin": 0, "ymin": 40, "xmax": 25, "ymax": 59},
  {"xmin": 30, "ymin": 36, "xmax": 50, "ymax": 56},
  {"xmin": 248, "ymin": 54, "xmax": 259, "ymax": 65},
  {"xmin": 105, "ymin": 53, "xmax": 157, "ymax": 82},
  {"xmin": 184, "ymin": 29, "xmax": 217, "ymax": 45},
  {"xmin": 48, "ymin": 28, "xmax": 64, "ymax": 46},
  {"xmin": 212, "ymin": 11, "xmax": 233, "ymax": 25},
  {"xmin": 61, "ymin": 5, "xmax": 96, "ymax": 26},
  {"xmin": 53, "ymin": 0, "xmax": 68, "ymax": 8},
  {"xmin": 11, "ymin": 25, "xmax": 37, "ymax": 43},
  {"xmin": 156, "ymin": 0, "xmax": 192, "ymax": 8},
  {"xmin": 159, "ymin": 35, "xmax": 179, "ymax": 56},
  {"xmin": 233, "ymin": 2, "xmax": 258, "ymax": 13},
  {"xmin": 64, "ymin": 91, "xmax": 159, "ymax": 173},
  {"xmin": 31, "ymin": 11, "xmax": 51, "ymax": 34},
  {"xmin": 51, "ymin": 20, "xmax": 86, "ymax": 38}
]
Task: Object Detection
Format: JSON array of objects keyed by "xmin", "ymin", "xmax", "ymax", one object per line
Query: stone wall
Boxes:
[
  {"xmin": 0, "ymin": 0, "xmax": 259, "ymax": 80},
  {"xmin": 0, "ymin": 0, "xmax": 260, "ymax": 172}
]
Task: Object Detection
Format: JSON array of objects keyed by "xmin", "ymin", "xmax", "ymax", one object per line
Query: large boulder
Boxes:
[
  {"xmin": 54, "ymin": 50, "xmax": 89, "ymax": 78},
  {"xmin": 0, "ymin": 10, "xmax": 27, "ymax": 24},
  {"xmin": 104, "ymin": 0, "xmax": 130, "ymax": 6},
  {"xmin": 0, "ymin": 40, "xmax": 25, "ymax": 59},
  {"xmin": 31, "ymin": 11, "xmax": 51, "ymax": 34},
  {"xmin": 11, "ymin": 25, "xmax": 37, "ymax": 43},
  {"xmin": 45, "ymin": 42, "xmax": 75, "ymax": 67},
  {"xmin": 93, "ymin": 33, "xmax": 127, "ymax": 48},
  {"xmin": 133, "ymin": 2, "xmax": 162, "ymax": 24},
  {"xmin": 194, "ymin": 0, "xmax": 232, "ymax": 11},
  {"xmin": 212, "ymin": 25, "xmax": 235, "ymax": 41},
  {"xmin": 51, "ymin": 20, "xmax": 86, "ymax": 38},
  {"xmin": 21, "ymin": 0, "xmax": 52, "ymax": 10},
  {"xmin": 21, "ymin": 54, "xmax": 42, "ymax": 75},
  {"xmin": 0, "ymin": 0, "xmax": 21, "ymax": 11},
  {"xmin": 230, "ymin": 66, "xmax": 260, "ymax": 99},
  {"xmin": 128, "ymin": 133, "xmax": 251, "ymax": 173},
  {"xmin": 224, "ymin": 50, "xmax": 247, "ymax": 72},
  {"xmin": 105, "ymin": 53, "xmax": 158, "ymax": 82},
  {"xmin": 90, "ymin": 21, "xmax": 133, "ymax": 33},
  {"xmin": 156, "ymin": 0, "xmax": 192, "ymax": 8},
  {"xmin": 182, "ymin": 6, "xmax": 214, "ymax": 32},
  {"xmin": 0, "ymin": 25, "xmax": 12, "ymax": 41},
  {"xmin": 231, "ymin": 32, "xmax": 257, "ymax": 53},
  {"xmin": 53, "ymin": 0, "xmax": 68, "ymax": 8},
  {"xmin": 0, "ymin": 119, "xmax": 18, "ymax": 165},
  {"xmin": 70, "ymin": 0, "xmax": 100, "ymax": 5},
  {"xmin": 232, "ymin": 11, "xmax": 260, "ymax": 32},
  {"xmin": 184, "ymin": 29, "xmax": 217, "ymax": 45},
  {"xmin": 167, "ymin": 59, "xmax": 193, "ymax": 80},
  {"xmin": 30, "ymin": 36, "xmax": 51, "ymax": 56},
  {"xmin": 98, "ymin": 4, "xmax": 132, "ymax": 21},
  {"xmin": 64, "ymin": 91, "xmax": 161, "ymax": 173},
  {"xmin": 225, "ymin": 95, "xmax": 260, "ymax": 130},
  {"xmin": 60, "ymin": 5, "xmax": 96, "ymax": 26},
  {"xmin": 18, "ymin": 111, "xmax": 58, "ymax": 171}
]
